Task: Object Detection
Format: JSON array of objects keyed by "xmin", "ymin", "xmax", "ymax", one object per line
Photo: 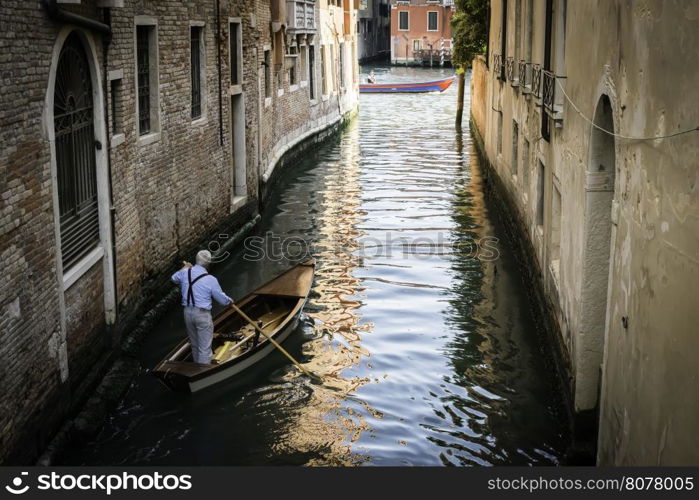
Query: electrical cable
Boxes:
[{"xmin": 555, "ymin": 79, "xmax": 699, "ymax": 141}]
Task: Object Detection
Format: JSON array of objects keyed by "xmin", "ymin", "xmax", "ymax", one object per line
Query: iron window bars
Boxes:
[
  {"xmin": 54, "ymin": 33, "xmax": 100, "ymax": 269},
  {"xmin": 136, "ymin": 25, "xmax": 151, "ymax": 135},
  {"xmin": 191, "ymin": 27, "xmax": 202, "ymax": 119}
]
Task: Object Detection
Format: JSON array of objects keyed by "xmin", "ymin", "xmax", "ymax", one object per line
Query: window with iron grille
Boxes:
[
  {"xmin": 110, "ymin": 78, "xmax": 122, "ymax": 135},
  {"xmin": 230, "ymin": 21, "xmax": 241, "ymax": 85},
  {"xmin": 190, "ymin": 26, "xmax": 202, "ymax": 119},
  {"xmin": 54, "ymin": 33, "xmax": 100, "ymax": 270},
  {"xmin": 136, "ymin": 25, "xmax": 152, "ymax": 135},
  {"xmin": 308, "ymin": 45, "xmax": 315, "ymax": 99}
]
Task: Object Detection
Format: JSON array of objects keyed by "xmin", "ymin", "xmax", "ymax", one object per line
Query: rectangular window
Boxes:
[
  {"xmin": 321, "ymin": 45, "xmax": 327, "ymax": 95},
  {"xmin": 329, "ymin": 45, "xmax": 336, "ymax": 92},
  {"xmin": 288, "ymin": 45, "xmax": 298, "ymax": 86},
  {"xmin": 190, "ymin": 26, "xmax": 203, "ymax": 119},
  {"xmin": 536, "ymin": 161, "xmax": 545, "ymax": 226},
  {"xmin": 525, "ymin": 0, "xmax": 533, "ymax": 61},
  {"xmin": 110, "ymin": 78, "xmax": 122, "ymax": 136},
  {"xmin": 413, "ymin": 39, "xmax": 421, "ymax": 51},
  {"xmin": 230, "ymin": 21, "xmax": 242, "ymax": 86},
  {"xmin": 399, "ymin": 11, "xmax": 409, "ymax": 30},
  {"xmin": 522, "ymin": 138, "xmax": 530, "ymax": 193},
  {"xmin": 264, "ymin": 49, "xmax": 271, "ymax": 98},
  {"xmin": 496, "ymin": 111, "xmax": 503, "ymax": 155},
  {"xmin": 309, "ymin": 45, "xmax": 315, "ymax": 99},
  {"xmin": 514, "ymin": 0, "xmax": 521, "ymax": 66},
  {"xmin": 352, "ymin": 41, "xmax": 357, "ymax": 85},
  {"xmin": 551, "ymin": 184, "xmax": 562, "ymax": 276},
  {"xmin": 427, "ymin": 11, "xmax": 438, "ymax": 31},
  {"xmin": 339, "ymin": 43, "xmax": 345, "ymax": 88},
  {"xmin": 136, "ymin": 24, "xmax": 154, "ymax": 135},
  {"xmin": 511, "ymin": 120, "xmax": 519, "ymax": 176}
]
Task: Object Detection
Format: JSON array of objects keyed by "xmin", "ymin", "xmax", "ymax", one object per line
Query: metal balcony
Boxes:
[
  {"xmin": 542, "ymin": 69, "xmax": 565, "ymax": 122},
  {"xmin": 532, "ymin": 63, "xmax": 542, "ymax": 98},
  {"xmin": 493, "ymin": 53, "xmax": 505, "ymax": 81},
  {"xmin": 506, "ymin": 56, "xmax": 517, "ymax": 85},
  {"xmin": 519, "ymin": 60, "xmax": 531, "ymax": 94}
]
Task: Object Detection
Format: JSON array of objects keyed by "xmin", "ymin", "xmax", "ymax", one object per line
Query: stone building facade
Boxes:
[
  {"xmin": 470, "ymin": 0, "xmax": 699, "ymax": 464},
  {"xmin": 389, "ymin": 0, "xmax": 453, "ymax": 66},
  {"xmin": 357, "ymin": 0, "xmax": 390, "ymax": 62},
  {"xmin": 0, "ymin": 0, "xmax": 357, "ymax": 464}
]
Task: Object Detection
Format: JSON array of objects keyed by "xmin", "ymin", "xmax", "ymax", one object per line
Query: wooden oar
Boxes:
[{"xmin": 229, "ymin": 302, "xmax": 322, "ymax": 383}]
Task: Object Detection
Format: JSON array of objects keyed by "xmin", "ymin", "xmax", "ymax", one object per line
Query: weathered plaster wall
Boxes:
[{"xmin": 473, "ymin": 0, "xmax": 699, "ymax": 464}]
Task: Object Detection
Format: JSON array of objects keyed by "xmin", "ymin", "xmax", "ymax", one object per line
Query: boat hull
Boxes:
[
  {"xmin": 152, "ymin": 259, "xmax": 315, "ymax": 393},
  {"xmin": 157, "ymin": 313, "xmax": 301, "ymax": 393},
  {"xmin": 360, "ymin": 76, "xmax": 455, "ymax": 94}
]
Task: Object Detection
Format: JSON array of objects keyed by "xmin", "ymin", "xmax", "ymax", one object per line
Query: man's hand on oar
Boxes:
[{"xmin": 229, "ymin": 302, "xmax": 323, "ymax": 383}]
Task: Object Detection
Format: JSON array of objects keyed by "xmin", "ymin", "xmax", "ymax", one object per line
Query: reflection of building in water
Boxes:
[
  {"xmin": 440, "ymin": 139, "xmax": 568, "ymax": 464},
  {"xmin": 278, "ymin": 123, "xmax": 375, "ymax": 465}
]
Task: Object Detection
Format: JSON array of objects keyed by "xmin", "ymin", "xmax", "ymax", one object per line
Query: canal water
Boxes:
[{"xmin": 63, "ymin": 65, "xmax": 569, "ymax": 466}]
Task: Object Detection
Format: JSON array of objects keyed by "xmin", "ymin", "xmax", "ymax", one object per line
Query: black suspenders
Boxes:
[{"xmin": 186, "ymin": 268, "xmax": 209, "ymax": 307}]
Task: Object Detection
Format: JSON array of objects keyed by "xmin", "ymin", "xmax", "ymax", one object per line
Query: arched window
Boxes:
[{"xmin": 54, "ymin": 33, "xmax": 100, "ymax": 270}]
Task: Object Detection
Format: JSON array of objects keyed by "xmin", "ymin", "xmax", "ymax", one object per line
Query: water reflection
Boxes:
[{"xmin": 62, "ymin": 64, "xmax": 568, "ymax": 466}]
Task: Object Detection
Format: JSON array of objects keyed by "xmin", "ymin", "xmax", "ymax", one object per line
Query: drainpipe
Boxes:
[
  {"xmin": 44, "ymin": 0, "xmax": 112, "ymax": 36},
  {"xmin": 100, "ymin": 8, "xmax": 119, "ymax": 327}
]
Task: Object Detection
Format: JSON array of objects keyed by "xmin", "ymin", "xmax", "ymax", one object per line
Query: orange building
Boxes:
[{"xmin": 390, "ymin": 0, "xmax": 454, "ymax": 66}]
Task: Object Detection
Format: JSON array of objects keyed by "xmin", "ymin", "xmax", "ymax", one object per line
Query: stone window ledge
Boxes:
[
  {"xmin": 138, "ymin": 131, "xmax": 160, "ymax": 147},
  {"xmin": 63, "ymin": 246, "xmax": 104, "ymax": 291},
  {"xmin": 231, "ymin": 195, "xmax": 248, "ymax": 213},
  {"xmin": 110, "ymin": 133, "xmax": 125, "ymax": 148},
  {"xmin": 191, "ymin": 116, "xmax": 208, "ymax": 127}
]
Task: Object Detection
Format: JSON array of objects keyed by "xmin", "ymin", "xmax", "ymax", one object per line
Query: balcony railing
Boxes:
[
  {"xmin": 542, "ymin": 69, "xmax": 554, "ymax": 111},
  {"xmin": 519, "ymin": 60, "xmax": 531, "ymax": 93},
  {"xmin": 493, "ymin": 53, "xmax": 505, "ymax": 81},
  {"xmin": 542, "ymin": 69, "xmax": 565, "ymax": 121},
  {"xmin": 286, "ymin": 0, "xmax": 316, "ymax": 32},
  {"xmin": 532, "ymin": 63, "xmax": 542, "ymax": 98},
  {"xmin": 505, "ymin": 56, "xmax": 516, "ymax": 84}
]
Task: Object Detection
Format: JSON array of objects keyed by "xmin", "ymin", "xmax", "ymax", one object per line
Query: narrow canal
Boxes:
[{"xmin": 63, "ymin": 65, "xmax": 569, "ymax": 466}]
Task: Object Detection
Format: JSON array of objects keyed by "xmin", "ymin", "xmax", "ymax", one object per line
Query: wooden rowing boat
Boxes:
[
  {"xmin": 152, "ymin": 258, "xmax": 316, "ymax": 393},
  {"xmin": 359, "ymin": 76, "xmax": 455, "ymax": 94}
]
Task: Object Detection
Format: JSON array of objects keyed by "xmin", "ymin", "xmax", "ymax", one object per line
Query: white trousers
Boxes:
[{"xmin": 184, "ymin": 306, "xmax": 214, "ymax": 364}]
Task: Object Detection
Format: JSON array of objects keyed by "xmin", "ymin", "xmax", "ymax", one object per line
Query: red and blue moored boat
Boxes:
[{"xmin": 360, "ymin": 76, "xmax": 455, "ymax": 94}]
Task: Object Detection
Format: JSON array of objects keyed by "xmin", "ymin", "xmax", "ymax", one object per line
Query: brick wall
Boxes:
[{"xmin": 0, "ymin": 0, "xmax": 358, "ymax": 464}]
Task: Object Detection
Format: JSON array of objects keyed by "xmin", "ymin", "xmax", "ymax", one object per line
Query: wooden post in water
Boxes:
[{"xmin": 455, "ymin": 67, "xmax": 465, "ymax": 129}]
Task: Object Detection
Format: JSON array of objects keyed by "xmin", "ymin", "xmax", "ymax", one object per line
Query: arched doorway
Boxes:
[
  {"xmin": 576, "ymin": 94, "xmax": 616, "ymax": 411},
  {"xmin": 47, "ymin": 29, "xmax": 115, "ymax": 384},
  {"xmin": 54, "ymin": 32, "xmax": 100, "ymax": 269}
]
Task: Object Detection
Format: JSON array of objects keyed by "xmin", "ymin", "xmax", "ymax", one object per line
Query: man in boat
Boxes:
[
  {"xmin": 367, "ymin": 71, "xmax": 376, "ymax": 84},
  {"xmin": 171, "ymin": 250, "xmax": 233, "ymax": 365}
]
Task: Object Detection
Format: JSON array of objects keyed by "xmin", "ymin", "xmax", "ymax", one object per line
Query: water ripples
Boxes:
[{"xmin": 62, "ymin": 65, "xmax": 568, "ymax": 466}]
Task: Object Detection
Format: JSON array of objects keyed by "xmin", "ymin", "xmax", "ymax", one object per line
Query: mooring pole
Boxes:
[{"xmin": 455, "ymin": 67, "xmax": 465, "ymax": 129}]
